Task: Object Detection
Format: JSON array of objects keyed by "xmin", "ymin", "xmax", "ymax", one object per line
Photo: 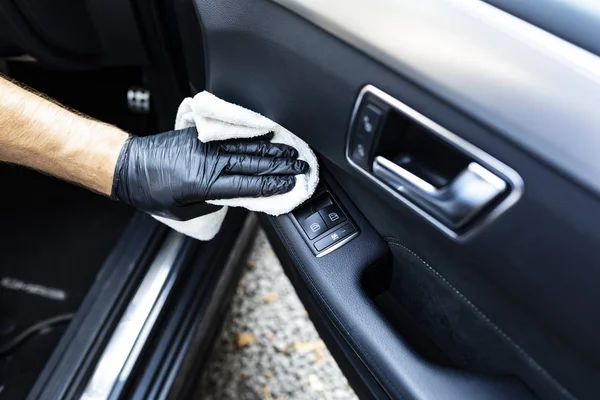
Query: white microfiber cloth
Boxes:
[{"xmin": 153, "ymin": 91, "xmax": 319, "ymax": 241}]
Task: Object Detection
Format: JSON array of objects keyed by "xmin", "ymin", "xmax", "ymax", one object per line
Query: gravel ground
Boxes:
[{"xmin": 198, "ymin": 229, "xmax": 358, "ymax": 400}]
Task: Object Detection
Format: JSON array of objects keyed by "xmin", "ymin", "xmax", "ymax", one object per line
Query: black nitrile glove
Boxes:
[{"xmin": 111, "ymin": 127, "xmax": 309, "ymax": 221}]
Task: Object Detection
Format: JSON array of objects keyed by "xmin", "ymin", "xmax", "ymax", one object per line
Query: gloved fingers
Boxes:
[
  {"xmin": 223, "ymin": 155, "xmax": 309, "ymax": 175},
  {"xmin": 219, "ymin": 140, "xmax": 299, "ymax": 159},
  {"xmin": 207, "ymin": 175, "xmax": 296, "ymax": 199}
]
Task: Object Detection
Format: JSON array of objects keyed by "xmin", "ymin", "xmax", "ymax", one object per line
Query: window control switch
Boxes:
[
  {"xmin": 300, "ymin": 212, "xmax": 327, "ymax": 239},
  {"xmin": 318, "ymin": 205, "xmax": 346, "ymax": 229},
  {"xmin": 291, "ymin": 187, "xmax": 359, "ymax": 256}
]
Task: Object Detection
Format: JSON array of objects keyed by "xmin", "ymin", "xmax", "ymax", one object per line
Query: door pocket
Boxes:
[{"xmin": 363, "ymin": 239, "xmax": 551, "ymax": 398}]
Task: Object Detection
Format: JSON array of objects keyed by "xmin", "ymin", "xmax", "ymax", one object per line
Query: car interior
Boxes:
[{"xmin": 0, "ymin": 1, "xmax": 599, "ymax": 399}]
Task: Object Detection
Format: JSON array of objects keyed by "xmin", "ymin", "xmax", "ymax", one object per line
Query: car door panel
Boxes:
[
  {"xmin": 191, "ymin": 0, "xmax": 600, "ymax": 399},
  {"xmin": 261, "ymin": 171, "xmax": 536, "ymax": 400}
]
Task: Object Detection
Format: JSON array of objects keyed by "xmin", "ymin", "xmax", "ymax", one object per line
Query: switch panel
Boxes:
[
  {"xmin": 349, "ymin": 100, "xmax": 386, "ymax": 170},
  {"xmin": 291, "ymin": 189, "xmax": 359, "ymax": 256}
]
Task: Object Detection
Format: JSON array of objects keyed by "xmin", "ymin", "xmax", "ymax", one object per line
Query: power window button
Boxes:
[
  {"xmin": 318, "ymin": 205, "xmax": 346, "ymax": 229},
  {"xmin": 300, "ymin": 212, "xmax": 327, "ymax": 239}
]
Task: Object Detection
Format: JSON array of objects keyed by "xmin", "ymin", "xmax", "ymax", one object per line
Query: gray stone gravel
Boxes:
[{"xmin": 198, "ymin": 229, "xmax": 358, "ymax": 400}]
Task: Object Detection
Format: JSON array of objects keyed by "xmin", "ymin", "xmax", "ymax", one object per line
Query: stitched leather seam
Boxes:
[
  {"xmin": 271, "ymin": 217, "xmax": 403, "ymax": 399},
  {"xmin": 385, "ymin": 237, "xmax": 576, "ymax": 400}
]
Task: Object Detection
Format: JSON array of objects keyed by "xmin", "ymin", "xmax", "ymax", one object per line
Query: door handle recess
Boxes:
[
  {"xmin": 373, "ymin": 156, "xmax": 506, "ymax": 229},
  {"xmin": 347, "ymin": 85, "xmax": 524, "ymax": 238}
]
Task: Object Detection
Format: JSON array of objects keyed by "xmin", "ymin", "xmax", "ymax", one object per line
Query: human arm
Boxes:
[
  {"xmin": 0, "ymin": 76, "xmax": 308, "ymax": 220},
  {"xmin": 0, "ymin": 76, "xmax": 127, "ymax": 195}
]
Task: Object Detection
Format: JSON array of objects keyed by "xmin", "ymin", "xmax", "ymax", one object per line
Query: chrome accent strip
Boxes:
[
  {"xmin": 80, "ymin": 231, "xmax": 186, "ymax": 400},
  {"xmin": 347, "ymin": 85, "xmax": 524, "ymax": 240},
  {"xmin": 271, "ymin": 0, "xmax": 600, "ymax": 195}
]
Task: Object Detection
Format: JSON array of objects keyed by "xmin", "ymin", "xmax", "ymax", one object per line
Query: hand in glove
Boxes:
[{"xmin": 111, "ymin": 127, "xmax": 309, "ymax": 220}]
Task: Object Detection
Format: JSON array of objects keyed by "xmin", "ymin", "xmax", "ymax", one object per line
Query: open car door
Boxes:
[{"xmin": 186, "ymin": 1, "xmax": 600, "ymax": 399}]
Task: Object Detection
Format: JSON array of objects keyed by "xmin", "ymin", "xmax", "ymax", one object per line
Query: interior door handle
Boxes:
[{"xmin": 372, "ymin": 156, "xmax": 507, "ymax": 229}]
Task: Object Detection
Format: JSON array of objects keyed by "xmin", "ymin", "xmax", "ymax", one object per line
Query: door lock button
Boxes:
[
  {"xmin": 300, "ymin": 212, "xmax": 327, "ymax": 239},
  {"xmin": 318, "ymin": 205, "xmax": 346, "ymax": 229}
]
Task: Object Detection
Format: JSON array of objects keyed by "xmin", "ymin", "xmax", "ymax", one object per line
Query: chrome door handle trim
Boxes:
[{"xmin": 346, "ymin": 85, "xmax": 524, "ymax": 240}]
